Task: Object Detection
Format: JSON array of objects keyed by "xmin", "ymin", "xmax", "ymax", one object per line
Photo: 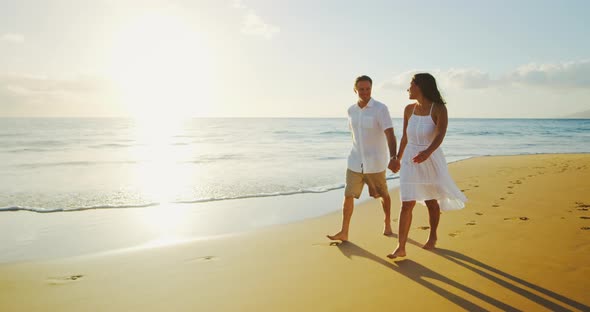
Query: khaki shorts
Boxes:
[{"xmin": 344, "ymin": 169, "xmax": 388, "ymax": 199}]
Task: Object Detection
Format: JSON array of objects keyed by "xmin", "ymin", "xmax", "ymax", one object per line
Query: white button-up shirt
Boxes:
[{"xmin": 347, "ymin": 98, "xmax": 393, "ymax": 174}]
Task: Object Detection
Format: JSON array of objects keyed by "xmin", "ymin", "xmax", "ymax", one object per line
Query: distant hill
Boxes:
[{"xmin": 563, "ymin": 109, "xmax": 590, "ymax": 119}]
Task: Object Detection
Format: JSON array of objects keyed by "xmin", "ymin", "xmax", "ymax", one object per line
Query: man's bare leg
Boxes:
[
  {"xmin": 381, "ymin": 194, "xmax": 393, "ymax": 235},
  {"xmin": 423, "ymin": 199, "xmax": 440, "ymax": 249},
  {"xmin": 327, "ymin": 196, "xmax": 355, "ymax": 241},
  {"xmin": 387, "ymin": 201, "xmax": 415, "ymax": 258}
]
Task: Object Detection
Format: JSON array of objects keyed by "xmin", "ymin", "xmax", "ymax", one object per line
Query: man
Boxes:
[{"xmin": 327, "ymin": 75, "xmax": 400, "ymax": 241}]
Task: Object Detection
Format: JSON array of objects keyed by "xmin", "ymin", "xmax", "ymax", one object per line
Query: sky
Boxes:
[{"xmin": 0, "ymin": 0, "xmax": 589, "ymax": 118}]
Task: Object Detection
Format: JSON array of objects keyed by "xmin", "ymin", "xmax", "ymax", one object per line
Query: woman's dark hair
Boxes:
[{"xmin": 412, "ymin": 73, "xmax": 446, "ymax": 105}]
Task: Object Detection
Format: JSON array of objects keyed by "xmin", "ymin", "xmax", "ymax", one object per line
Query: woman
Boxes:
[{"xmin": 387, "ymin": 73, "xmax": 467, "ymax": 259}]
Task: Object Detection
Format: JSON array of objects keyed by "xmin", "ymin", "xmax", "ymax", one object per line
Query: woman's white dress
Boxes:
[{"xmin": 399, "ymin": 104, "xmax": 467, "ymax": 211}]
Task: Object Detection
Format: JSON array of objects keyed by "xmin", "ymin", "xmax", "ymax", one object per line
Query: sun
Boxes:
[{"xmin": 108, "ymin": 11, "xmax": 213, "ymax": 120}]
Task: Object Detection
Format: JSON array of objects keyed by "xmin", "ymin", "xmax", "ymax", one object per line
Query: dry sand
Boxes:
[{"xmin": 1, "ymin": 154, "xmax": 589, "ymax": 311}]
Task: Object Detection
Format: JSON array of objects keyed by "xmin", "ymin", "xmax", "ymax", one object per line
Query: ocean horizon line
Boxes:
[{"xmin": 1, "ymin": 116, "xmax": 588, "ymax": 120}]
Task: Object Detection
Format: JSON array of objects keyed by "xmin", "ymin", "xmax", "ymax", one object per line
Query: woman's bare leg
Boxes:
[
  {"xmin": 423, "ymin": 199, "xmax": 440, "ymax": 249},
  {"xmin": 387, "ymin": 201, "xmax": 416, "ymax": 258}
]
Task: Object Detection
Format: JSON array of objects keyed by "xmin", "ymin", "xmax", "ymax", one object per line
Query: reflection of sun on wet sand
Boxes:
[{"xmin": 0, "ymin": 154, "xmax": 589, "ymax": 311}]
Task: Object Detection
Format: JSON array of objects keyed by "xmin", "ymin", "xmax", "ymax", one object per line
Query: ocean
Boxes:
[{"xmin": 1, "ymin": 118, "xmax": 589, "ymax": 213}]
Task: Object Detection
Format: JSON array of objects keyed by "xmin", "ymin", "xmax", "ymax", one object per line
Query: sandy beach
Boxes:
[{"xmin": 1, "ymin": 154, "xmax": 589, "ymax": 311}]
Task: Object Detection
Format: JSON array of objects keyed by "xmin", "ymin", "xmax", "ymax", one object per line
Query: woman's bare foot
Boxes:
[
  {"xmin": 422, "ymin": 239, "xmax": 437, "ymax": 250},
  {"xmin": 327, "ymin": 231, "xmax": 348, "ymax": 241},
  {"xmin": 383, "ymin": 223, "xmax": 393, "ymax": 236},
  {"xmin": 386, "ymin": 246, "xmax": 406, "ymax": 259}
]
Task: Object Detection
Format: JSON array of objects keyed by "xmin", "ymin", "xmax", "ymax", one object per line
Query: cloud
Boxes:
[
  {"xmin": 382, "ymin": 60, "xmax": 590, "ymax": 90},
  {"xmin": 0, "ymin": 74, "xmax": 115, "ymax": 95},
  {"xmin": 231, "ymin": 0, "xmax": 246, "ymax": 9},
  {"xmin": 443, "ymin": 69, "xmax": 494, "ymax": 89},
  {"xmin": 380, "ymin": 70, "xmax": 419, "ymax": 90},
  {"xmin": 231, "ymin": 1, "xmax": 279, "ymax": 39},
  {"xmin": 0, "ymin": 74, "xmax": 119, "ymax": 116},
  {"xmin": 1, "ymin": 33, "xmax": 24, "ymax": 43},
  {"xmin": 508, "ymin": 60, "xmax": 590, "ymax": 88},
  {"xmin": 241, "ymin": 10, "xmax": 280, "ymax": 39},
  {"xmin": 382, "ymin": 69, "xmax": 496, "ymax": 91}
]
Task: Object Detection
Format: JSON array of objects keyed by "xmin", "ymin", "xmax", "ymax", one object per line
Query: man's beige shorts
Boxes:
[{"xmin": 344, "ymin": 169, "xmax": 388, "ymax": 199}]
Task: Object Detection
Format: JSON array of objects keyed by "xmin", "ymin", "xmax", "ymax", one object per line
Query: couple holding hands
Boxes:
[{"xmin": 327, "ymin": 73, "xmax": 467, "ymax": 259}]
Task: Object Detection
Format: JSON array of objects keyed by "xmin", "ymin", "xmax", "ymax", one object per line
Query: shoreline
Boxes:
[
  {"xmin": 1, "ymin": 153, "xmax": 589, "ymax": 311},
  {"xmin": 0, "ymin": 174, "xmax": 400, "ymax": 263},
  {"xmin": 0, "ymin": 153, "xmax": 584, "ymax": 263},
  {"xmin": 6, "ymin": 151, "xmax": 589, "ymax": 215}
]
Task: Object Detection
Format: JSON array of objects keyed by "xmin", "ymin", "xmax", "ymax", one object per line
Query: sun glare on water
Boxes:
[
  {"xmin": 109, "ymin": 11, "xmax": 213, "ymax": 120},
  {"xmin": 130, "ymin": 116, "xmax": 196, "ymax": 242},
  {"xmin": 107, "ymin": 12, "xmax": 217, "ymax": 243}
]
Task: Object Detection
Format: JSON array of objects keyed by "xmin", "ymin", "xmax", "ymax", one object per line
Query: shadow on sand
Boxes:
[
  {"xmin": 335, "ymin": 241, "xmax": 515, "ymax": 311},
  {"xmin": 334, "ymin": 238, "xmax": 588, "ymax": 312},
  {"xmin": 433, "ymin": 248, "xmax": 589, "ymax": 312}
]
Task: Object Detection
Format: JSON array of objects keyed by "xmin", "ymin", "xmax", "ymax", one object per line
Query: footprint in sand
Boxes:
[
  {"xmin": 492, "ymin": 204, "xmax": 500, "ymax": 207},
  {"xmin": 312, "ymin": 242, "xmax": 341, "ymax": 247},
  {"xmin": 466, "ymin": 221, "xmax": 476, "ymax": 226},
  {"xmin": 504, "ymin": 217, "xmax": 529, "ymax": 221},
  {"xmin": 500, "ymin": 197, "xmax": 506, "ymax": 200},
  {"xmin": 417, "ymin": 226, "xmax": 430, "ymax": 230},
  {"xmin": 507, "ymin": 186, "xmax": 514, "ymax": 189},
  {"xmin": 47, "ymin": 275, "xmax": 84, "ymax": 285},
  {"xmin": 507, "ymin": 191, "xmax": 514, "ymax": 195},
  {"xmin": 186, "ymin": 256, "xmax": 218, "ymax": 263},
  {"xmin": 580, "ymin": 216, "xmax": 590, "ymax": 220},
  {"xmin": 448, "ymin": 231, "xmax": 462, "ymax": 237},
  {"xmin": 475, "ymin": 212, "xmax": 484, "ymax": 216},
  {"xmin": 575, "ymin": 202, "xmax": 590, "ymax": 211},
  {"xmin": 473, "ymin": 185, "xmax": 479, "ymax": 188},
  {"xmin": 582, "ymin": 227, "xmax": 590, "ymax": 230}
]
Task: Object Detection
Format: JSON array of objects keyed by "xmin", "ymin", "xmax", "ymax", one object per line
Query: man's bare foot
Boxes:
[
  {"xmin": 383, "ymin": 224, "xmax": 393, "ymax": 236},
  {"xmin": 327, "ymin": 232, "xmax": 348, "ymax": 241},
  {"xmin": 386, "ymin": 247, "xmax": 406, "ymax": 259},
  {"xmin": 422, "ymin": 239, "xmax": 437, "ymax": 250}
]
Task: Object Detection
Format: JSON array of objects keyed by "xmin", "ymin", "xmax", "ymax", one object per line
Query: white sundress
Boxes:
[{"xmin": 399, "ymin": 104, "xmax": 467, "ymax": 211}]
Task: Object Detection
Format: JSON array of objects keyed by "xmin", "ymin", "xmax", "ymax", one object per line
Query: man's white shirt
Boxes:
[{"xmin": 347, "ymin": 98, "xmax": 393, "ymax": 174}]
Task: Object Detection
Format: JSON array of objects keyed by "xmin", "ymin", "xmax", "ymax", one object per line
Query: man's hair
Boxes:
[{"xmin": 354, "ymin": 75, "xmax": 372, "ymax": 88}]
